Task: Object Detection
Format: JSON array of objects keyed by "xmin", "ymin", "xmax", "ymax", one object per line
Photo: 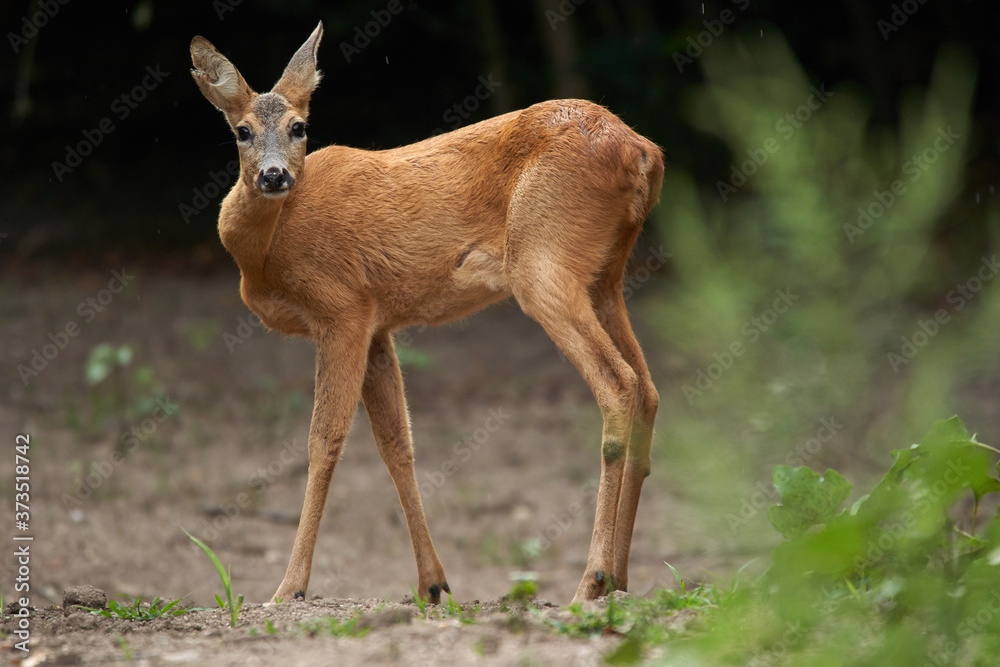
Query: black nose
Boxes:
[
  {"xmin": 264, "ymin": 167, "xmax": 285, "ymax": 188},
  {"xmin": 257, "ymin": 167, "xmax": 295, "ymax": 191}
]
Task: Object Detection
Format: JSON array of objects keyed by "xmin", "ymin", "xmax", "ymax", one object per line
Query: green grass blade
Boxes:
[
  {"xmin": 664, "ymin": 562, "xmax": 685, "ymax": 595},
  {"xmin": 184, "ymin": 529, "xmax": 231, "ymax": 589},
  {"xmin": 183, "ymin": 528, "xmax": 239, "ymax": 626},
  {"xmin": 160, "ymin": 598, "xmax": 182, "ymax": 614}
]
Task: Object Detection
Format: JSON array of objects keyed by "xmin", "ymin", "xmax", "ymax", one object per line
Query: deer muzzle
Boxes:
[{"xmin": 257, "ymin": 166, "xmax": 295, "ymax": 195}]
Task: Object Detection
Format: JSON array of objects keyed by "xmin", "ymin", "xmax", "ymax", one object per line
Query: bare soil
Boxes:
[
  {"xmin": 5, "ymin": 595, "xmax": 703, "ymax": 666},
  {"xmin": 0, "ymin": 263, "xmax": 712, "ymax": 665}
]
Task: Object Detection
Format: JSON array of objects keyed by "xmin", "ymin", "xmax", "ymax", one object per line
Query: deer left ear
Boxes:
[{"xmin": 272, "ymin": 22, "xmax": 323, "ymax": 116}]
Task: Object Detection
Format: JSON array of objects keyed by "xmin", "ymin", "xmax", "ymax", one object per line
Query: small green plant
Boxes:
[
  {"xmin": 544, "ymin": 596, "xmax": 628, "ymax": 639},
  {"xmin": 83, "ymin": 344, "xmax": 167, "ymax": 429},
  {"xmin": 506, "ymin": 571, "xmax": 538, "ymax": 603},
  {"xmin": 116, "ymin": 635, "xmax": 133, "ymax": 661},
  {"xmin": 69, "ymin": 343, "xmax": 172, "ymax": 447},
  {"xmin": 85, "ymin": 342, "xmax": 133, "ymax": 387},
  {"xmin": 517, "ymin": 537, "xmax": 543, "ymax": 563},
  {"xmin": 299, "ymin": 616, "xmax": 370, "ymax": 638},
  {"xmin": 765, "ymin": 416, "xmax": 1000, "ymax": 595},
  {"xmin": 78, "ymin": 594, "xmax": 189, "ymax": 621},
  {"xmin": 445, "ymin": 593, "xmax": 477, "ymax": 625},
  {"xmin": 661, "ymin": 562, "xmax": 719, "ymax": 610},
  {"xmin": 184, "ymin": 529, "xmax": 244, "ymax": 627},
  {"xmin": 264, "ymin": 618, "xmax": 277, "ymax": 634},
  {"xmin": 410, "ymin": 585, "xmax": 428, "ymax": 618}
]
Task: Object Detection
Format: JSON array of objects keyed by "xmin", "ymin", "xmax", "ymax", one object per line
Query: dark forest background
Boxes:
[{"xmin": 1, "ymin": 0, "xmax": 998, "ymax": 260}]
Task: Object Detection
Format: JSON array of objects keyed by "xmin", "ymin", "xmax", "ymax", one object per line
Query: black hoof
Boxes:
[
  {"xmin": 294, "ymin": 590, "xmax": 305, "ymax": 600},
  {"xmin": 594, "ymin": 571, "xmax": 605, "ymax": 583}
]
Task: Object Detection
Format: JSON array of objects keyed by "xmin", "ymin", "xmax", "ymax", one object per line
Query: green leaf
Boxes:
[
  {"xmin": 919, "ymin": 415, "xmax": 972, "ymax": 447},
  {"xmin": 884, "ymin": 445, "xmax": 919, "ymax": 483},
  {"xmin": 768, "ymin": 466, "xmax": 853, "ymax": 538},
  {"xmin": 116, "ymin": 345, "xmax": 133, "ymax": 366},
  {"xmin": 85, "ymin": 343, "xmax": 116, "ymax": 385},
  {"xmin": 915, "ymin": 417, "xmax": 995, "ymax": 504},
  {"xmin": 972, "ymin": 476, "xmax": 1000, "ymax": 503},
  {"xmin": 852, "ymin": 447, "xmax": 917, "ymax": 517},
  {"xmin": 665, "ymin": 562, "xmax": 686, "ymax": 595},
  {"xmin": 184, "ymin": 530, "xmax": 230, "ymax": 588},
  {"xmin": 160, "ymin": 598, "xmax": 181, "ymax": 614}
]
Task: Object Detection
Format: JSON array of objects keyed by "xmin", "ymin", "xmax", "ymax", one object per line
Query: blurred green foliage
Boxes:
[
  {"xmin": 644, "ymin": 31, "xmax": 1000, "ymax": 550},
  {"xmin": 666, "ymin": 417, "xmax": 1000, "ymax": 665},
  {"xmin": 66, "ymin": 342, "xmax": 168, "ymax": 441}
]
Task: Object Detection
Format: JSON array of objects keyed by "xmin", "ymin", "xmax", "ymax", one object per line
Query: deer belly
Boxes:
[{"xmin": 415, "ymin": 249, "xmax": 511, "ymax": 326}]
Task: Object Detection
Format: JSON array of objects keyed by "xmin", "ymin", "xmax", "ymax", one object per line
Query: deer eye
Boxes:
[
  {"xmin": 236, "ymin": 126, "xmax": 251, "ymax": 142},
  {"xmin": 291, "ymin": 122, "xmax": 306, "ymax": 138}
]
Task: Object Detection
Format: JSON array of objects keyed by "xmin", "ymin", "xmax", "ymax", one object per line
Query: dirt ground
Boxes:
[
  {"xmin": 3, "ymin": 593, "xmax": 706, "ymax": 666},
  {"xmin": 0, "ymin": 260, "xmax": 719, "ymax": 665}
]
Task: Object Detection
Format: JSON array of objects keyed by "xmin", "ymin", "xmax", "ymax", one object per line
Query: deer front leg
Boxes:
[
  {"xmin": 272, "ymin": 321, "xmax": 372, "ymax": 603},
  {"xmin": 362, "ymin": 330, "xmax": 449, "ymax": 603}
]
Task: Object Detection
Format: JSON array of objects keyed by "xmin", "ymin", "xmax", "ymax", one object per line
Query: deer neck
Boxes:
[{"xmin": 218, "ymin": 181, "xmax": 286, "ymax": 281}]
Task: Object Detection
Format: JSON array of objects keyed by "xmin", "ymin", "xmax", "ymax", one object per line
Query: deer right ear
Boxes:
[{"xmin": 190, "ymin": 35, "xmax": 256, "ymax": 125}]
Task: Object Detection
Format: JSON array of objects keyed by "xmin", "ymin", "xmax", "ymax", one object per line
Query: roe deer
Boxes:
[{"xmin": 190, "ymin": 22, "xmax": 663, "ymax": 604}]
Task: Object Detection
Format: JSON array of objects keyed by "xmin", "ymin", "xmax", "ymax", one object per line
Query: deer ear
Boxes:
[
  {"xmin": 190, "ymin": 35, "xmax": 256, "ymax": 125},
  {"xmin": 272, "ymin": 22, "xmax": 323, "ymax": 116}
]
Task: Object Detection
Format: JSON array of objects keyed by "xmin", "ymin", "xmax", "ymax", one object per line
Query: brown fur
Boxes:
[{"xmin": 190, "ymin": 22, "xmax": 663, "ymax": 604}]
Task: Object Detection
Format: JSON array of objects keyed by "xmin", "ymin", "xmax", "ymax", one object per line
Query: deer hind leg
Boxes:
[
  {"xmin": 272, "ymin": 320, "xmax": 372, "ymax": 603},
  {"xmin": 511, "ymin": 264, "xmax": 639, "ymax": 601},
  {"xmin": 362, "ymin": 330, "xmax": 449, "ymax": 604},
  {"xmin": 591, "ymin": 238, "xmax": 658, "ymax": 593}
]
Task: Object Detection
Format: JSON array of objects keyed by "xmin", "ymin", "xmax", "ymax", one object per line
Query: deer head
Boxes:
[{"xmin": 190, "ymin": 23, "xmax": 323, "ymax": 197}]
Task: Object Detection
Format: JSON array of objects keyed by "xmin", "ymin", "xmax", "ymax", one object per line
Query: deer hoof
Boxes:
[{"xmin": 424, "ymin": 581, "xmax": 450, "ymax": 604}]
